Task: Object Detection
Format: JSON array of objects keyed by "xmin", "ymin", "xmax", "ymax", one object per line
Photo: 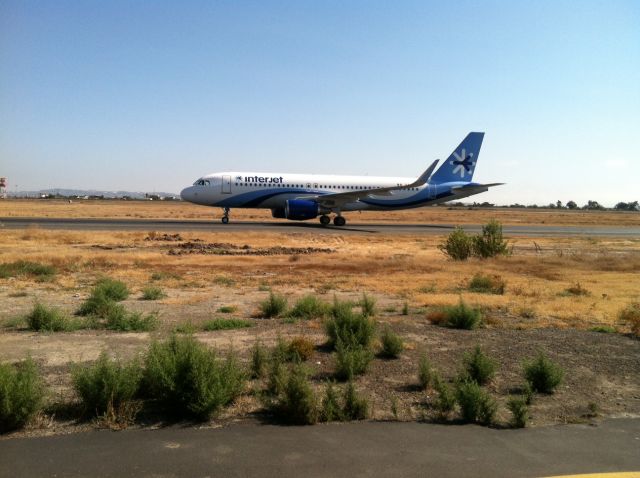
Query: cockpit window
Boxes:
[{"xmin": 193, "ymin": 179, "xmax": 210, "ymax": 186}]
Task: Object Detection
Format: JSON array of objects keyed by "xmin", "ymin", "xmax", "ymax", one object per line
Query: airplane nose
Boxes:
[{"xmin": 180, "ymin": 187, "xmax": 193, "ymax": 202}]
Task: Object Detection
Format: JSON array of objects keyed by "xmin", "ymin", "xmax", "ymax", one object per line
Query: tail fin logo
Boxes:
[{"xmin": 451, "ymin": 149, "xmax": 475, "ymax": 178}]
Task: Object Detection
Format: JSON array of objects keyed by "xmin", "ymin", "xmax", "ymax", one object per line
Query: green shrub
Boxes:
[
  {"xmin": 259, "ymin": 292, "xmax": 288, "ymax": 318},
  {"xmin": 94, "ymin": 278, "xmax": 130, "ymax": 301},
  {"xmin": 217, "ymin": 305, "xmax": 237, "ymax": 314},
  {"xmin": 203, "ymin": 318, "xmax": 253, "ymax": 331},
  {"xmin": 141, "ymin": 286, "xmax": 166, "ymax": 301},
  {"xmin": 0, "ymin": 358, "xmax": 44, "ymax": 432},
  {"xmin": 418, "ymin": 353, "xmax": 433, "ymax": 390},
  {"xmin": 251, "ymin": 341, "xmax": 269, "ymax": 379},
  {"xmin": 287, "ymin": 337, "xmax": 315, "ymax": 362},
  {"xmin": 443, "ymin": 300, "xmax": 483, "ymax": 330},
  {"xmin": 379, "ymin": 326, "xmax": 403, "ymax": 358},
  {"xmin": 460, "ymin": 346, "xmax": 497, "ymax": 385},
  {"xmin": 456, "ymin": 380, "xmax": 497, "ymax": 425},
  {"xmin": 324, "ymin": 300, "xmax": 375, "ymax": 350},
  {"xmin": 401, "ymin": 302, "xmax": 409, "ymax": 316},
  {"xmin": 72, "ymin": 352, "xmax": 142, "ymax": 418},
  {"xmin": 25, "ymin": 302, "xmax": 77, "ymax": 332},
  {"xmin": 342, "ymin": 381, "xmax": 368, "ymax": 421},
  {"xmin": 271, "ymin": 364, "xmax": 318, "ymax": 425},
  {"xmin": 173, "ymin": 321, "xmax": 197, "ymax": 334},
  {"xmin": 143, "ymin": 335, "xmax": 245, "ymax": 419},
  {"xmin": 288, "ymin": 295, "xmax": 330, "ymax": 320},
  {"xmin": 77, "ymin": 291, "xmax": 116, "ymax": 317},
  {"xmin": 590, "ymin": 325, "xmax": 616, "ymax": 334},
  {"xmin": 507, "ymin": 396, "xmax": 528, "ymax": 428},
  {"xmin": 267, "ymin": 358, "xmax": 288, "ymax": 396},
  {"xmin": 468, "ymin": 274, "xmax": 505, "ymax": 294},
  {"xmin": 438, "ymin": 227, "xmax": 473, "ymax": 261},
  {"xmin": 320, "ymin": 381, "xmax": 343, "ymax": 422},
  {"xmin": 105, "ymin": 305, "xmax": 158, "ymax": 332},
  {"xmin": 334, "ymin": 340, "xmax": 373, "ymax": 381},
  {"xmin": 562, "ymin": 282, "xmax": 591, "ymax": 297},
  {"xmin": 359, "ymin": 293, "xmax": 376, "ymax": 318},
  {"xmin": 619, "ymin": 302, "xmax": 640, "ymax": 336},
  {"xmin": 523, "ymin": 352, "xmax": 564, "ymax": 394},
  {"xmin": 433, "ymin": 375, "xmax": 456, "ymax": 419},
  {"xmin": 0, "ymin": 261, "xmax": 56, "ymax": 280},
  {"xmin": 472, "ymin": 220, "xmax": 509, "ymax": 258}
]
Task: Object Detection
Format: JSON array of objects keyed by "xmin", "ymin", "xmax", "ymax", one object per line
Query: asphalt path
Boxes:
[
  {"xmin": 1, "ymin": 419, "xmax": 639, "ymax": 478},
  {"xmin": 1, "ymin": 217, "xmax": 639, "ymax": 236}
]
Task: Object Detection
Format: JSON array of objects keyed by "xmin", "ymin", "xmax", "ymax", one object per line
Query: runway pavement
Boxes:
[
  {"xmin": 0, "ymin": 419, "xmax": 638, "ymax": 478},
  {"xmin": 1, "ymin": 217, "xmax": 639, "ymax": 236}
]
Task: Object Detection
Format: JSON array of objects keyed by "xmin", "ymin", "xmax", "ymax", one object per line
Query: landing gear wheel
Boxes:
[
  {"xmin": 333, "ymin": 216, "xmax": 346, "ymax": 227},
  {"xmin": 221, "ymin": 216, "xmax": 229, "ymax": 224},
  {"xmin": 319, "ymin": 215, "xmax": 330, "ymax": 226}
]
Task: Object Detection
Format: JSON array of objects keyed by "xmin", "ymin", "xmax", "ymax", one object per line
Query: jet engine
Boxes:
[{"xmin": 284, "ymin": 199, "xmax": 319, "ymax": 220}]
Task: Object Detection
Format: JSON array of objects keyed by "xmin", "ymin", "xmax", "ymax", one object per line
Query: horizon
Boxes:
[{"xmin": 1, "ymin": 1, "xmax": 639, "ymax": 207}]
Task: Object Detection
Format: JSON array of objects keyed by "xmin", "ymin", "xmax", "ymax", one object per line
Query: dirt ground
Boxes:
[{"xmin": 0, "ymin": 212, "xmax": 639, "ymax": 438}]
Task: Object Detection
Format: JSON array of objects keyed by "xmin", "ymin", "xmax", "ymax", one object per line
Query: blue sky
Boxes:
[{"xmin": 1, "ymin": 0, "xmax": 638, "ymax": 205}]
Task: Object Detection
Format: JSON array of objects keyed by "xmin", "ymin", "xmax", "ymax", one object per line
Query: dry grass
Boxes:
[{"xmin": 2, "ymin": 199, "xmax": 640, "ymax": 226}]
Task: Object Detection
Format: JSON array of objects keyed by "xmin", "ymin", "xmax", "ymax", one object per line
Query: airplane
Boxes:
[{"xmin": 180, "ymin": 132, "xmax": 502, "ymax": 226}]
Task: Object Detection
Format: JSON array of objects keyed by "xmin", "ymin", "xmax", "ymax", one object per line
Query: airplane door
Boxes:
[{"xmin": 222, "ymin": 175, "xmax": 231, "ymax": 194}]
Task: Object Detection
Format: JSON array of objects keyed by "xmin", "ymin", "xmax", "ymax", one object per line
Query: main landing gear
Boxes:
[
  {"xmin": 221, "ymin": 208, "xmax": 230, "ymax": 224},
  {"xmin": 319, "ymin": 214, "xmax": 346, "ymax": 226}
]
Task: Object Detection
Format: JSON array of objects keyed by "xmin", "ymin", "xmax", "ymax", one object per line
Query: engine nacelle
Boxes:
[
  {"xmin": 271, "ymin": 208, "xmax": 286, "ymax": 219},
  {"xmin": 284, "ymin": 199, "xmax": 319, "ymax": 221}
]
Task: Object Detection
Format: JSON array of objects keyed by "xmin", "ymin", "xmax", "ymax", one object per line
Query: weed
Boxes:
[
  {"xmin": 433, "ymin": 375, "xmax": 456, "ymax": 419},
  {"xmin": 418, "ymin": 353, "xmax": 433, "ymax": 390},
  {"xmin": 271, "ymin": 364, "xmax": 318, "ymax": 425},
  {"xmin": 359, "ymin": 293, "xmax": 376, "ymax": 318},
  {"xmin": 25, "ymin": 303, "xmax": 79, "ymax": 332},
  {"xmin": 203, "ymin": 318, "xmax": 253, "ymax": 331},
  {"xmin": 472, "ymin": 220, "xmax": 510, "ymax": 258},
  {"xmin": 562, "ymin": 282, "xmax": 591, "ymax": 297},
  {"xmin": 443, "ymin": 299, "xmax": 483, "ymax": 330},
  {"xmin": 324, "ymin": 299, "xmax": 375, "ymax": 350},
  {"xmin": 213, "ymin": 276, "xmax": 235, "ymax": 287},
  {"xmin": 417, "ymin": 284, "xmax": 437, "ymax": 293},
  {"xmin": 507, "ymin": 396, "xmax": 528, "ymax": 428},
  {"xmin": 379, "ymin": 326, "xmax": 403, "ymax": 358},
  {"xmin": 460, "ymin": 346, "xmax": 497, "ymax": 385},
  {"xmin": 0, "ymin": 358, "xmax": 44, "ymax": 432},
  {"xmin": 2, "ymin": 316, "xmax": 25, "ymax": 329},
  {"xmin": 251, "ymin": 341, "xmax": 269, "ymax": 379},
  {"xmin": 334, "ymin": 340, "xmax": 373, "ymax": 381},
  {"xmin": 8, "ymin": 291, "xmax": 29, "ymax": 298},
  {"xmin": 287, "ymin": 295, "xmax": 330, "ymax": 320},
  {"xmin": 426, "ymin": 310, "xmax": 448, "ymax": 325},
  {"xmin": 590, "ymin": 325, "xmax": 616, "ymax": 334},
  {"xmin": 140, "ymin": 286, "xmax": 166, "ymax": 301},
  {"xmin": 150, "ymin": 271, "xmax": 182, "ymax": 281},
  {"xmin": 0, "ymin": 261, "xmax": 56, "ymax": 280},
  {"xmin": 383, "ymin": 305, "xmax": 397, "ymax": 313},
  {"xmin": 523, "ymin": 352, "xmax": 564, "ymax": 394},
  {"xmin": 217, "ymin": 305, "xmax": 237, "ymax": 314},
  {"xmin": 619, "ymin": 302, "xmax": 640, "ymax": 335},
  {"xmin": 456, "ymin": 380, "xmax": 497, "ymax": 425},
  {"xmin": 72, "ymin": 352, "xmax": 142, "ymax": 421},
  {"xmin": 287, "ymin": 337, "xmax": 315, "ymax": 362},
  {"xmin": 105, "ymin": 306, "xmax": 158, "ymax": 332},
  {"xmin": 259, "ymin": 292, "xmax": 288, "ymax": 318},
  {"xmin": 143, "ymin": 335, "xmax": 245, "ymax": 419},
  {"xmin": 438, "ymin": 227, "xmax": 473, "ymax": 261},
  {"xmin": 173, "ymin": 321, "xmax": 197, "ymax": 334},
  {"xmin": 390, "ymin": 396, "xmax": 399, "ymax": 419},
  {"xmin": 94, "ymin": 278, "xmax": 130, "ymax": 301},
  {"xmin": 401, "ymin": 302, "xmax": 409, "ymax": 316},
  {"xmin": 468, "ymin": 274, "xmax": 505, "ymax": 294},
  {"xmin": 320, "ymin": 381, "xmax": 343, "ymax": 422},
  {"xmin": 342, "ymin": 381, "xmax": 368, "ymax": 421}
]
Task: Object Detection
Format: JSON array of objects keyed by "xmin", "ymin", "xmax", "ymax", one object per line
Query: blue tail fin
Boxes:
[{"xmin": 430, "ymin": 132, "xmax": 485, "ymax": 183}]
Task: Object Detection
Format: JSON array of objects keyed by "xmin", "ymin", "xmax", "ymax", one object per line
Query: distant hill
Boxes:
[{"xmin": 7, "ymin": 189, "xmax": 180, "ymax": 199}]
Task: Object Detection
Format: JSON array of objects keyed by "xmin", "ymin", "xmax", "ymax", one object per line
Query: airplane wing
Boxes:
[
  {"xmin": 296, "ymin": 160, "xmax": 439, "ymax": 209},
  {"xmin": 450, "ymin": 183, "xmax": 504, "ymax": 195}
]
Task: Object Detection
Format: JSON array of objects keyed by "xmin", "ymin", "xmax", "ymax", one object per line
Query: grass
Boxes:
[
  {"xmin": 25, "ymin": 302, "xmax": 82, "ymax": 332},
  {"xmin": 0, "ymin": 358, "xmax": 44, "ymax": 433},
  {"xmin": 104, "ymin": 306, "xmax": 158, "ymax": 332},
  {"xmin": 143, "ymin": 335, "xmax": 245, "ymax": 419},
  {"xmin": 468, "ymin": 274, "xmax": 506, "ymax": 294},
  {"xmin": 418, "ymin": 353, "xmax": 433, "ymax": 390},
  {"xmin": 0, "ymin": 260, "xmax": 56, "ymax": 281},
  {"xmin": 173, "ymin": 321, "xmax": 198, "ymax": 334},
  {"xmin": 140, "ymin": 286, "xmax": 166, "ymax": 301},
  {"xmin": 619, "ymin": 302, "xmax": 640, "ymax": 335},
  {"xmin": 460, "ymin": 346, "xmax": 497, "ymax": 385},
  {"xmin": 358, "ymin": 293, "xmax": 377, "ymax": 317},
  {"xmin": 259, "ymin": 292, "xmax": 288, "ymax": 318},
  {"xmin": 442, "ymin": 300, "xmax": 483, "ymax": 330},
  {"xmin": 561, "ymin": 282, "xmax": 591, "ymax": 297},
  {"xmin": 590, "ymin": 325, "xmax": 616, "ymax": 333},
  {"xmin": 251, "ymin": 340, "xmax": 269, "ymax": 379},
  {"xmin": 213, "ymin": 276, "xmax": 235, "ymax": 287},
  {"xmin": 217, "ymin": 305, "xmax": 238, "ymax": 314},
  {"xmin": 72, "ymin": 352, "xmax": 142, "ymax": 423},
  {"xmin": 287, "ymin": 295, "xmax": 330, "ymax": 320},
  {"xmin": 379, "ymin": 326, "xmax": 404, "ymax": 358},
  {"xmin": 523, "ymin": 352, "xmax": 564, "ymax": 394},
  {"xmin": 202, "ymin": 318, "xmax": 253, "ymax": 331}
]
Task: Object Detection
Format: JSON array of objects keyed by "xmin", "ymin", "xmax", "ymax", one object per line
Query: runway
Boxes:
[{"xmin": 1, "ymin": 216, "xmax": 639, "ymax": 236}]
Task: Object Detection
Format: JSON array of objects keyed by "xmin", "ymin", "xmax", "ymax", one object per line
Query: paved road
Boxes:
[
  {"xmin": 1, "ymin": 419, "xmax": 639, "ymax": 478},
  {"xmin": 1, "ymin": 217, "xmax": 639, "ymax": 236}
]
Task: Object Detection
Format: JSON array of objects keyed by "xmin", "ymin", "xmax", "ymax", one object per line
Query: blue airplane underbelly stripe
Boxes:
[{"xmin": 216, "ymin": 188, "xmax": 322, "ymax": 208}]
